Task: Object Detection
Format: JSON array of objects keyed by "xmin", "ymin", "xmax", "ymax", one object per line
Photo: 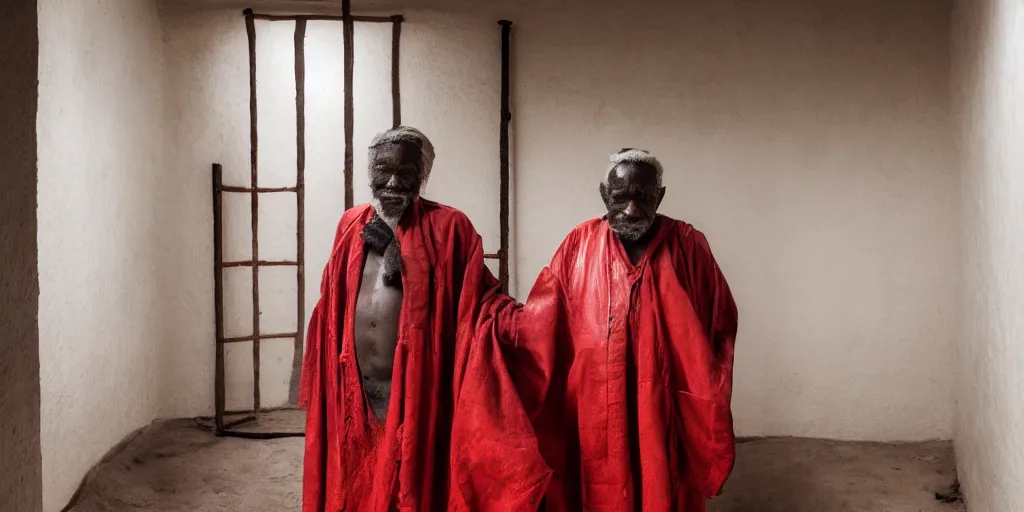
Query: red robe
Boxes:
[
  {"xmin": 299, "ymin": 199, "xmax": 551, "ymax": 512},
  {"xmin": 509, "ymin": 216, "xmax": 738, "ymax": 512}
]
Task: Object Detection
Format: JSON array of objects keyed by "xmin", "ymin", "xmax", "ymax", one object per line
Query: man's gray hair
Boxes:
[
  {"xmin": 368, "ymin": 126, "xmax": 436, "ymax": 184},
  {"xmin": 606, "ymin": 148, "xmax": 663, "ymax": 187}
]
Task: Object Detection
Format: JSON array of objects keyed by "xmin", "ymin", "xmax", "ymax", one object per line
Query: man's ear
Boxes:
[
  {"xmin": 599, "ymin": 182, "xmax": 611, "ymax": 207},
  {"xmin": 655, "ymin": 187, "xmax": 666, "ymax": 210}
]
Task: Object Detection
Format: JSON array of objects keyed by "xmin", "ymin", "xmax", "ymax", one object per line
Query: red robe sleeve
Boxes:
[
  {"xmin": 677, "ymin": 227, "xmax": 739, "ymax": 497},
  {"xmin": 680, "ymin": 229, "xmax": 738, "ymax": 411},
  {"xmin": 297, "ymin": 210, "xmax": 357, "ymax": 512},
  {"xmin": 506, "ymin": 267, "xmax": 563, "ymax": 421},
  {"xmin": 298, "ymin": 211, "xmax": 353, "ymax": 410},
  {"xmin": 297, "ymin": 253, "xmax": 332, "ymax": 410},
  {"xmin": 447, "ymin": 217, "xmax": 552, "ymax": 511},
  {"xmin": 502, "ymin": 226, "xmax": 581, "ymax": 425},
  {"xmin": 499, "ymin": 238, "xmax": 578, "ymax": 509},
  {"xmin": 297, "ymin": 288, "xmax": 325, "ymax": 511}
]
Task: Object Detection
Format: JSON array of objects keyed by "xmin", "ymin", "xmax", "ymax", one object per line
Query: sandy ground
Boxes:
[{"xmin": 66, "ymin": 412, "xmax": 965, "ymax": 512}]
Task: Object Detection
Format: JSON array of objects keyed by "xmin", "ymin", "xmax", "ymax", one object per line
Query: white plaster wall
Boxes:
[
  {"xmin": 160, "ymin": 8, "xmax": 504, "ymax": 415},
  {"xmin": 509, "ymin": 0, "xmax": 957, "ymax": 441},
  {"xmin": 37, "ymin": 0, "xmax": 168, "ymax": 510},
  {"xmin": 160, "ymin": 9, "xmax": 247, "ymax": 417},
  {"xmin": 161, "ymin": 0, "xmax": 957, "ymax": 441},
  {"xmin": 951, "ymin": 0, "xmax": 1024, "ymax": 509}
]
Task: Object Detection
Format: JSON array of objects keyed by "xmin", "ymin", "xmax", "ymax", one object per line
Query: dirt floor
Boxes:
[
  {"xmin": 66, "ymin": 411, "xmax": 966, "ymax": 512},
  {"xmin": 708, "ymin": 438, "xmax": 964, "ymax": 512}
]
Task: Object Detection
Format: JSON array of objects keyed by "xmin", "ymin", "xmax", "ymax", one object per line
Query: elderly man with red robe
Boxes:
[
  {"xmin": 299, "ymin": 126, "xmax": 550, "ymax": 512},
  {"xmin": 508, "ymin": 148, "xmax": 739, "ymax": 511}
]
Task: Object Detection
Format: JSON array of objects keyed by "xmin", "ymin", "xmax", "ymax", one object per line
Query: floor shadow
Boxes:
[{"xmin": 708, "ymin": 438, "xmax": 964, "ymax": 512}]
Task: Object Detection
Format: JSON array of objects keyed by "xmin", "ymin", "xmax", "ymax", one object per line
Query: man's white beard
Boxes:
[
  {"xmin": 610, "ymin": 217, "xmax": 653, "ymax": 242},
  {"xmin": 371, "ymin": 194, "xmax": 416, "ymax": 229}
]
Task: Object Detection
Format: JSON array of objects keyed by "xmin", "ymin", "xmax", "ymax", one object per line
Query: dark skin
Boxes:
[
  {"xmin": 369, "ymin": 142, "xmax": 422, "ymax": 221},
  {"xmin": 599, "ymin": 160, "xmax": 666, "ymax": 264},
  {"xmin": 354, "ymin": 142, "xmax": 424, "ymax": 421}
]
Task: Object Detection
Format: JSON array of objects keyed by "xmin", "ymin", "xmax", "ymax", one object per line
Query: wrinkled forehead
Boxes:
[
  {"xmin": 606, "ymin": 161, "xmax": 660, "ymax": 190},
  {"xmin": 370, "ymin": 141, "xmax": 423, "ymax": 169}
]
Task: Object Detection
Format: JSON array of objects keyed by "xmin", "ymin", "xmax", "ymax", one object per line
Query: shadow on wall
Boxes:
[{"xmin": 0, "ymin": 0, "xmax": 42, "ymax": 510}]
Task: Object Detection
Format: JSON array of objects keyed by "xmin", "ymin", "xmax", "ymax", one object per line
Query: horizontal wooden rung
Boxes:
[
  {"xmin": 224, "ymin": 406, "xmax": 299, "ymax": 415},
  {"xmin": 222, "ymin": 416, "xmax": 257, "ymax": 429},
  {"xmin": 483, "ymin": 253, "xmax": 502, "ymax": 259},
  {"xmin": 222, "ymin": 332, "xmax": 299, "ymax": 344},
  {"xmin": 221, "ymin": 260, "xmax": 298, "ymax": 268},
  {"xmin": 248, "ymin": 13, "xmax": 400, "ymax": 23},
  {"xmin": 220, "ymin": 186, "xmax": 298, "ymax": 193}
]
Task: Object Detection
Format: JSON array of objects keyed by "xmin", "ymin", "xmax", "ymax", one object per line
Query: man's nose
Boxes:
[
  {"xmin": 622, "ymin": 201, "xmax": 639, "ymax": 217},
  {"xmin": 386, "ymin": 174, "xmax": 400, "ymax": 188}
]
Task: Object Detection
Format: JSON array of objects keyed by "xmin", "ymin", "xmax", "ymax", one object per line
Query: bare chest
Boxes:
[{"xmin": 353, "ymin": 251, "xmax": 402, "ymax": 382}]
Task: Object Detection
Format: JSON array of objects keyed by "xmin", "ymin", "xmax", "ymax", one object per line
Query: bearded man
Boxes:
[
  {"xmin": 509, "ymin": 148, "xmax": 739, "ymax": 511},
  {"xmin": 299, "ymin": 126, "xmax": 550, "ymax": 512}
]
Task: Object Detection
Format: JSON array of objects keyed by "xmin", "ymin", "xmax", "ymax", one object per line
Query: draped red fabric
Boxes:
[
  {"xmin": 509, "ymin": 216, "xmax": 739, "ymax": 512},
  {"xmin": 299, "ymin": 200, "xmax": 551, "ymax": 512}
]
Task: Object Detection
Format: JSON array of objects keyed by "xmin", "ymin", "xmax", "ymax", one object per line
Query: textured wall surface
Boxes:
[
  {"xmin": 159, "ymin": 9, "xmax": 248, "ymax": 419},
  {"xmin": 509, "ymin": 0, "xmax": 958, "ymax": 442},
  {"xmin": 37, "ymin": 0, "xmax": 168, "ymax": 510},
  {"xmin": 0, "ymin": 0, "xmax": 42, "ymax": 511},
  {"xmin": 952, "ymin": 0, "xmax": 1024, "ymax": 509},
  {"xmin": 162, "ymin": 0, "xmax": 957, "ymax": 441},
  {"xmin": 160, "ymin": 9, "xmax": 504, "ymax": 416}
]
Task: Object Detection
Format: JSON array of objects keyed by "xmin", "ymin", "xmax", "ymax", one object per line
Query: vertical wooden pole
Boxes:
[
  {"xmin": 498, "ymin": 20, "xmax": 513, "ymax": 294},
  {"xmin": 213, "ymin": 164, "xmax": 226, "ymax": 433},
  {"xmin": 391, "ymin": 15, "xmax": 403, "ymax": 128},
  {"xmin": 343, "ymin": 0, "xmax": 355, "ymax": 209},
  {"xmin": 244, "ymin": 9, "xmax": 262, "ymax": 412},
  {"xmin": 290, "ymin": 19, "xmax": 307, "ymax": 405}
]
